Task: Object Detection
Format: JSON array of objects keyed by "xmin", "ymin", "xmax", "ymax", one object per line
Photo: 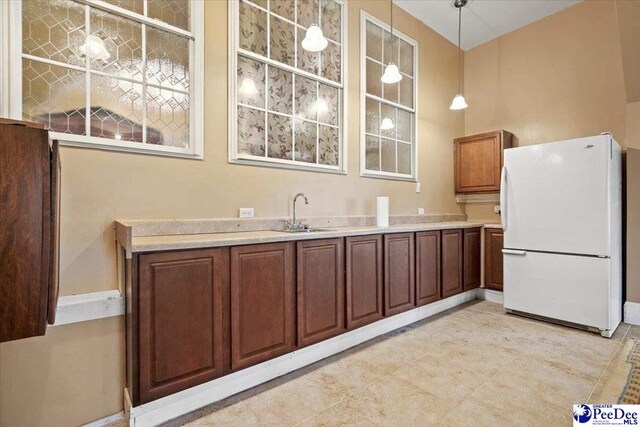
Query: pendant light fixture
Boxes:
[
  {"xmin": 79, "ymin": 34, "xmax": 110, "ymax": 61},
  {"xmin": 380, "ymin": 117, "xmax": 395, "ymax": 130},
  {"xmin": 449, "ymin": 0, "xmax": 468, "ymax": 110},
  {"xmin": 301, "ymin": 4, "xmax": 328, "ymax": 52},
  {"xmin": 380, "ymin": 0, "xmax": 402, "ymax": 84}
]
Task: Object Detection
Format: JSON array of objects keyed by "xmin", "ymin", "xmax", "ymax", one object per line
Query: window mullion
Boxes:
[
  {"xmin": 84, "ymin": 4, "xmax": 91, "ymax": 137},
  {"xmin": 142, "ymin": 22, "xmax": 147, "ymax": 144}
]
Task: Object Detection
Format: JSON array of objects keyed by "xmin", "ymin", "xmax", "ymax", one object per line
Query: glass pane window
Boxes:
[
  {"xmin": 233, "ymin": 0, "xmax": 344, "ymax": 171},
  {"xmin": 362, "ymin": 15, "xmax": 416, "ymax": 179},
  {"xmin": 20, "ymin": 0, "xmax": 199, "ymax": 155}
]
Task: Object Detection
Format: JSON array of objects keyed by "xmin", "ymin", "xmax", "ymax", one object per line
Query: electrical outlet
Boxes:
[
  {"xmin": 415, "ymin": 182, "xmax": 421, "ymax": 193},
  {"xmin": 418, "ymin": 208, "xmax": 425, "ymax": 215},
  {"xmin": 494, "ymin": 205, "xmax": 501, "ymax": 215},
  {"xmin": 239, "ymin": 208, "xmax": 254, "ymax": 218}
]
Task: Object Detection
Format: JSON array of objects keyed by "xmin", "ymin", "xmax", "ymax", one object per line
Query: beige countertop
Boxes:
[{"xmin": 116, "ymin": 219, "xmax": 501, "ymax": 256}]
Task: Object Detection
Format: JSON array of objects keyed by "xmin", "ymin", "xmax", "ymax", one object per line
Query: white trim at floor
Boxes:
[
  {"xmin": 82, "ymin": 411, "xmax": 125, "ymax": 427},
  {"xmin": 53, "ymin": 290, "xmax": 124, "ymax": 326},
  {"xmin": 126, "ymin": 289, "xmax": 479, "ymax": 427},
  {"xmin": 477, "ymin": 288, "xmax": 504, "ymax": 304},
  {"xmin": 624, "ymin": 301, "xmax": 640, "ymax": 325}
]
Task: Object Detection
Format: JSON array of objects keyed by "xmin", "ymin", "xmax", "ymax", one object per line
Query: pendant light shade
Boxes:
[
  {"xmin": 239, "ymin": 78, "xmax": 258, "ymax": 96},
  {"xmin": 380, "ymin": 117, "xmax": 395, "ymax": 130},
  {"xmin": 380, "ymin": 0, "xmax": 402, "ymax": 85},
  {"xmin": 450, "ymin": 0, "xmax": 468, "ymax": 111},
  {"xmin": 449, "ymin": 94, "xmax": 468, "ymax": 110},
  {"xmin": 302, "ymin": 24, "xmax": 328, "ymax": 52},
  {"xmin": 381, "ymin": 63, "xmax": 403, "ymax": 84},
  {"xmin": 79, "ymin": 34, "xmax": 110, "ymax": 60}
]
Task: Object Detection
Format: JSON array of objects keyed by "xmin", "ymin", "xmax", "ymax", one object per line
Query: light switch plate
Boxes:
[
  {"xmin": 239, "ymin": 208, "xmax": 254, "ymax": 218},
  {"xmin": 415, "ymin": 182, "xmax": 421, "ymax": 193},
  {"xmin": 418, "ymin": 208, "xmax": 425, "ymax": 215},
  {"xmin": 494, "ymin": 205, "xmax": 501, "ymax": 214}
]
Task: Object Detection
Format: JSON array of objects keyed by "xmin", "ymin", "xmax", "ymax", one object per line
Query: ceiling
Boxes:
[{"xmin": 395, "ymin": 0, "xmax": 581, "ymax": 51}]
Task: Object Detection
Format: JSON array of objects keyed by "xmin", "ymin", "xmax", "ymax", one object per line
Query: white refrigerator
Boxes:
[{"xmin": 501, "ymin": 133, "xmax": 622, "ymax": 337}]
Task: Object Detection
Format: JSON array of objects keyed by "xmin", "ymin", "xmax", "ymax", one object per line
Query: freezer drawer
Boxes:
[{"xmin": 503, "ymin": 250, "xmax": 611, "ymax": 331}]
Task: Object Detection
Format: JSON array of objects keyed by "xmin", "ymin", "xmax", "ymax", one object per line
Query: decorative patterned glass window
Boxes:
[
  {"xmin": 1, "ymin": 0, "xmax": 203, "ymax": 158},
  {"xmin": 360, "ymin": 12, "xmax": 417, "ymax": 180},
  {"xmin": 229, "ymin": 0, "xmax": 346, "ymax": 173}
]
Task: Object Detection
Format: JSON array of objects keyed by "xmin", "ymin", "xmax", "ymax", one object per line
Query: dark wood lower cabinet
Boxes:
[
  {"xmin": 441, "ymin": 229, "xmax": 463, "ymax": 298},
  {"xmin": 416, "ymin": 231, "xmax": 441, "ymax": 306},
  {"xmin": 296, "ymin": 238, "xmax": 345, "ymax": 347},
  {"xmin": 230, "ymin": 242, "xmax": 295, "ymax": 370},
  {"xmin": 485, "ymin": 228, "xmax": 504, "ymax": 291},
  {"xmin": 384, "ymin": 233, "xmax": 415, "ymax": 316},
  {"xmin": 137, "ymin": 248, "xmax": 230, "ymax": 404},
  {"xmin": 127, "ymin": 226, "xmax": 492, "ymax": 405},
  {"xmin": 463, "ymin": 228, "xmax": 481, "ymax": 291},
  {"xmin": 345, "ymin": 235, "xmax": 384, "ymax": 329}
]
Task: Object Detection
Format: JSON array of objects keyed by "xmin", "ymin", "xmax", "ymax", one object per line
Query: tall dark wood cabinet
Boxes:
[
  {"xmin": 0, "ymin": 119, "xmax": 60, "ymax": 343},
  {"xmin": 384, "ymin": 233, "xmax": 415, "ymax": 316},
  {"xmin": 463, "ymin": 228, "xmax": 481, "ymax": 291},
  {"xmin": 441, "ymin": 229, "xmax": 463, "ymax": 298},
  {"xmin": 296, "ymin": 238, "xmax": 345, "ymax": 347},
  {"xmin": 415, "ymin": 231, "xmax": 441, "ymax": 306},
  {"xmin": 485, "ymin": 228, "xmax": 504, "ymax": 291},
  {"xmin": 136, "ymin": 248, "xmax": 230, "ymax": 404},
  {"xmin": 230, "ymin": 242, "xmax": 295, "ymax": 370},
  {"xmin": 345, "ymin": 235, "xmax": 384, "ymax": 329}
]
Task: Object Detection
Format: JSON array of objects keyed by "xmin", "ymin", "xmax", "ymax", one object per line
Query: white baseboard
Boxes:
[
  {"xmin": 82, "ymin": 411, "xmax": 125, "ymax": 427},
  {"xmin": 53, "ymin": 290, "xmax": 124, "ymax": 326},
  {"xmin": 477, "ymin": 288, "xmax": 504, "ymax": 304},
  {"xmin": 624, "ymin": 301, "xmax": 640, "ymax": 325},
  {"xmin": 127, "ymin": 289, "xmax": 479, "ymax": 427}
]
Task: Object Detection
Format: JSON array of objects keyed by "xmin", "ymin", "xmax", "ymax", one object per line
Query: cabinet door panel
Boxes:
[
  {"xmin": 485, "ymin": 228, "xmax": 504, "ymax": 291},
  {"xmin": 442, "ymin": 229, "xmax": 463, "ymax": 298},
  {"xmin": 231, "ymin": 242, "xmax": 295, "ymax": 370},
  {"xmin": 454, "ymin": 130, "xmax": 512, "ymax": 194},
  {"xmin": 297, "ymin": 238, "xmax": 345, "ymax": 347},
  {"xmin": 384, "ymin": 233, "xmax": 415, "ymax": 316},
  {"xmin": 416, "ymin": 231, "xmax": 440, "ymax": 306},
  {"xmin": 138, "ymin": 248, "xmax": 229, "ymax": 404},
  {"xmin": 463, "ymin": 228, "xmax": 481, "ymax": 291},
  {"xmin": 346, "ymin": 235, "xmax": 383, "ymax": 329}
]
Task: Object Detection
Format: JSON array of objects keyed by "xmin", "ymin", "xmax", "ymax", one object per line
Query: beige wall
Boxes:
[
  {"xmin": 462, "ymin": 0, "xmax": 629, "ymax": 222},
  {"xmin": 0, "ymin": 1, "xmax": 465, "ymax": 426},
  {"xmin": 627, "ymin": 101, "xmax": 640, "ymax": 302}
]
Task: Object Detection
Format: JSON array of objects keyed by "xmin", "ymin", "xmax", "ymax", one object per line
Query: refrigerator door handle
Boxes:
[
  {"xmin": 500, "ymin": 166, "xmax": 507, "ymax": 231},
  {"xmin": 502, "ymin": 249, "xmax": 527, "ymax": 255}
]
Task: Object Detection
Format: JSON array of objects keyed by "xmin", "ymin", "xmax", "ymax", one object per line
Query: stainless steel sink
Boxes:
[{"xmin": 276, "ymin": 227, "xmax": 333, "ymax": 233}]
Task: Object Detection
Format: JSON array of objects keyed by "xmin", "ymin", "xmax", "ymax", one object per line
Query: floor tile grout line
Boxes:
[
  {"xmin": 291, "ymin": 396, "xmax": 349, "ymax": 426},
  {"xmin": 586, "ymin": 324, "xmax": 631, "ymax": 403},
  {"xmin": 239, "ymin": 398, "xmax": 268, "ymax": 426},
  {"xmin": 439, "ymin": 354, "xmax": 519, "ymax": 421}
]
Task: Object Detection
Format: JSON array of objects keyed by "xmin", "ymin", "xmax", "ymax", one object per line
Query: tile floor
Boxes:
[{"xmin": 162, "ymin": 300, "xmax": 636, "ymax": 427}]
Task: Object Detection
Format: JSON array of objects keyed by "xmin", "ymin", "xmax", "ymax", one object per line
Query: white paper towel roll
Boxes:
[{"xmin": 376, "ymin": 197, "xmax": 389, "ymax": 227}]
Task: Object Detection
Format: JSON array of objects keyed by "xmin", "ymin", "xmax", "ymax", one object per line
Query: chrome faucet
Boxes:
[{"xmin": 286, "ymin": 193, "xmax": 309, "ymax": 230}]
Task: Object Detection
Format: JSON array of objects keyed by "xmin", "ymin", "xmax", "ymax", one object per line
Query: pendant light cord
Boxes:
[{"xmin": 458, "ymin": 5, "xmax": 462, "ymax": 94}]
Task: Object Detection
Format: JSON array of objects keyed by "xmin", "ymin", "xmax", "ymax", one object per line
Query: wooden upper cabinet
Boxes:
[
  {"xmin": 463, "ymin": 228, "xmax": 481, "ymax": 291},
  {"xmin": 384, "ymin": 233, "xmax": 415, "ymax": 316},
  {"xmin": 230, "ymin": 242, "xmax": 295, "ymax": 370},
  {"xmin": 441, "ymin": 229, "xmax": 463, "ymax": 298},
  {"xmin": 416, "ymin": 231, "xmax": 441, "ymax": 306},
  {"xmin": 137, "ymin": 248, "xmax": 230, "ymax": 404},
  {"xmin": 485, "ymin": 228, "xmax": 504, "ymax": 291},
  {"xmin": 345, "ymin": 235, "xmax": 384, "ymax": 329},
  {"xmin": 454, "ymin": 130, "xmax": 513, "ymax": 194},
  {"xmin": 296, "ymin": 238, "xmax": 345, "ymax": 347},
  {"xmin": 0, "ymin": 121, "xmax": 60, "ymax": 343}
]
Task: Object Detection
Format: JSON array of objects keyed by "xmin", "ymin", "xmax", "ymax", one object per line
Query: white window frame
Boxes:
[
  {"xmin": 360, "ymin": 11, "xmax": 418, "ymax": 182},
  {"xmin": 228, "ymin": 0, "xmax": 347, "ymax": 175},
  {"xmin": 0, "ymin": 0, "xmax": 204, "ymax": 159}
]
